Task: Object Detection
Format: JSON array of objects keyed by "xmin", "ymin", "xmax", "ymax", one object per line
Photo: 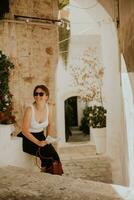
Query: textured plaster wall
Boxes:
[
  {"xmin": 0, "ymin": 0, "xmax": 59, "ymax": 132},
  {"xmin": 119, "ymin": 0, "xmax": 134, "ymax": 72},
  {"xmin": 7, "ymin": 0, "xmax": 58, "ymax": 20},
  {"xmin": 98, "ymin": 0, "xmax": 134, "ymax": 72}
]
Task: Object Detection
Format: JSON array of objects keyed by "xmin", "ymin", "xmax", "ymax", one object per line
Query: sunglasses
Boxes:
[{"xmin": 34, "ymin": 92, "xmax": 45, "ymax": 97}]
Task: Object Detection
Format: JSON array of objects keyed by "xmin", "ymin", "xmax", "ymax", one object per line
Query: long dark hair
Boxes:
[{"xmin": 33, "ymin": 85, "xmax": 49, "ymax": 98}]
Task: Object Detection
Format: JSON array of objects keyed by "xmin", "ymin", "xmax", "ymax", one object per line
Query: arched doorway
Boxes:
[{"xmin": 64, "ymin": 96, "xmax": 90, "ymax": 142}]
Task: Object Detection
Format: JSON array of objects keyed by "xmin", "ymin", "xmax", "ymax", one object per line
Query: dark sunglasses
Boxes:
[{"xmin": 34, "ymin": 92, "xmax": 45, "ymax": 97}]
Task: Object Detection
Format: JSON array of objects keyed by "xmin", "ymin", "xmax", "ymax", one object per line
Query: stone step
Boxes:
[
  {"xmin": 62, "ymin": 155, "xmax": 113, "ymax": 184},
  {"xmin": 70, "ymin": 129, "xmax": 83, "ymax": 135},
  {"xmin": 70, "ymin": 126, "xmax": 80, "ymax": 131},
  {"xmin": 59, "ymin": 142, "xmax": 112, "ymax": 184},
  {"xmin": 59, "ymin": 142, "xmax": 97, "ymax": 159},
  {"xmin": 68, "ymin": 126, "xmax": 90, "ymax": 142},
  {"xmin": 0, "ymin": 166, "xmax": 132, "ymax": 200},
  {"xmin": 67, "ymin": 134, "xmax": 90, "ymax": 142}
]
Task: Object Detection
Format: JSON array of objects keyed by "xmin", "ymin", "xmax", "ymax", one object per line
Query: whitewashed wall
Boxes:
[
  {"xmin": 56, "ymin": 34, "xmax": 102, "ymax": 146},
  {"xmin": 121, "ymin": 55, "xmax": 134, "ymax": 187},
  {"xmin": 56, "ymin": 0, "xmax": 125, "ymax": 185},
  {"xmin": 0, "ymin": 125, "xmax": 38, "ymax": 170}
]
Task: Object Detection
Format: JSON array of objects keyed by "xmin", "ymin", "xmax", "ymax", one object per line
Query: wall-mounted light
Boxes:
[
  {"xmin": 14, "ymin": 15, "xmax": 62, "ymax": 25},
  {"xmin": 66, "ymin": 22, "xmax": 70, "ymax": 30}
]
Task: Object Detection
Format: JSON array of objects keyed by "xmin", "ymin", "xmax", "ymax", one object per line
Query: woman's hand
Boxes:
[{"xmin": 38, "ymin": 140, "xmax": 48, "ymax": 147}]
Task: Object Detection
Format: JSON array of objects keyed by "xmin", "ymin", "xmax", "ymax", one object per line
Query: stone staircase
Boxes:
[
  {"xmin": 59, "ymin": 143, "xmax": 112, "ymax": 183},
  {"xmin": 59, "ymin": 126, "xmax": 112, "ymax": 184},
  {"xmin": 67, "ymin": 126, "xmax": 90, "ymax": 142},
  {"xmin": 59, "ymin": 142, "xmax": 97, "ymax": 159},
  {"xmin": 62, "ymin": 155, "xmax": 112, "ymax": 183}
]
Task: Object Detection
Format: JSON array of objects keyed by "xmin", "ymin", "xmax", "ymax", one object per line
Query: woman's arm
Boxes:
[{"xmin": 22, "ymin": 107, "xmax": 47, "ymax": 147}]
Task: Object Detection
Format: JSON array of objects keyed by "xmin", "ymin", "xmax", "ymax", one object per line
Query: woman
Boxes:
[{"xmin": 21, "ymin": 84, "xmax": 63, "ymax": 175}]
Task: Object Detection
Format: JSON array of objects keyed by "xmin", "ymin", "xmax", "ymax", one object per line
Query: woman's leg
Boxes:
[
  {"xmin": 39, "ymin": 144, "xmax": 60, "ymax": 167},
  {"xmin": 39, "ymin": 144, "xmax": 63, "ymax": 175}
]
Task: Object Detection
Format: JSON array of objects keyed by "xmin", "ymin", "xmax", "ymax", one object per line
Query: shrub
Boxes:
[
  {"xmin": 0, "ymin": 51, "xmax": 15, "ymax": 124},
  {"xmin": 89, "ymin": 105, "xmax": 107, "ymax": 128}
]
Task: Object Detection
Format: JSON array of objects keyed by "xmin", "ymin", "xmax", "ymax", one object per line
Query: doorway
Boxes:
[{"xmin": 65, "ymin": 96, "xmax": 78, "ymax": 141}]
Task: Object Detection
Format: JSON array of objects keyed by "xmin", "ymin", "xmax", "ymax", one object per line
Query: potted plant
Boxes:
[
  {"xmin": 89, "ymin": 105, "xmax": 106, "ymax": 128},
  {"xmin": 89, "ymin": 105, "xmax": 107, "ymax": 154},
  {"xmin": 0, "ymin": 50, "xmax": 15, "ymax": 140}
]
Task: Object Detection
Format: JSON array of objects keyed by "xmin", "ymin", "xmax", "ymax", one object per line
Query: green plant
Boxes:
[
  {"xmin": 59, "ymin": 18, "xmax": 70, "ymax": 66},
  {"xmin": 0, "ymin": 50, "xmax": 15, "ymax": 124},
  {"xmin": 80, "ymin": 106, "xmax": 90, "ymax": 135},
  {"xmin": 58, "ymin": 0, "xmax": 69, "ymax": 9},
  {"xmin": 89, "ymin": 106, "xmax": 106, "ymax": 128}
]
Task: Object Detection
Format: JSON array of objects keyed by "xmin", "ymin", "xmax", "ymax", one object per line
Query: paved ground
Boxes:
[{"xmin": 0, "ymin": 166, "xmax": 134, "ymax": 200}]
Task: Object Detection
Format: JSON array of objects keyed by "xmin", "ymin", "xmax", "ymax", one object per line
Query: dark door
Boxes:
[{"xmin": 64, "ymin": 96, "xmax": 78, "ymax": 141}]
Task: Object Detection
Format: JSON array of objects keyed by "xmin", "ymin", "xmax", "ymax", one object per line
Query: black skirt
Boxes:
[{"xmin": 19, "ymin": 131, "xmax": 60, "ymax": 168}]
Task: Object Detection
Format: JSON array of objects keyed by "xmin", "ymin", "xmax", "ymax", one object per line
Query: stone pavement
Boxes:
[
  {"xmin": 0, "ymin": 166, "xmax": 134, "ymax": 200},
  {"xmin": 59, "ymin": 142, "xmax": 112, "ymax": 183}
]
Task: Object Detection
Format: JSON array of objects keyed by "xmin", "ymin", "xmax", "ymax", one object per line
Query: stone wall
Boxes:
[
  {"xmin": 119, "ymin": 0, "xmax": 134, "ymax": 72},
  {"xmin": 98, "ymin": 0, "xmax": 115, "ymax": 18},
  {"xmin": 9, "ymin": 0, "xmax": 58, "ymax": 20},
  {"xmin": 98, "ymin": 0, "xmax": 134, "ymax": 72},
  {"xmin": 0, "ymin": 0, "xmax": 59, "ymax": 132}
]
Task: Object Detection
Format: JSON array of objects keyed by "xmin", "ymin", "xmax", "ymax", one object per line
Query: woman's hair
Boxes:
[{"xmin": 33, "ymin": 85, "xmax": 49, "ymax": 98}]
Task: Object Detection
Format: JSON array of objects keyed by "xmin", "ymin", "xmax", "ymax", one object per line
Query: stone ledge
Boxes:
[{"xmin": 0, "ymin": 166, "xmax": 133, "ymax": 200}]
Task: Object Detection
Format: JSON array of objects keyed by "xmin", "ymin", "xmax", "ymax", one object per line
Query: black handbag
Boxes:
[
  {"xmin": 36, "ymin": 147, "xmax": 63, "ymax": 175},
  {"xmin": 17, "ymin": 132, "xmax": 24, "ymax": 137}
]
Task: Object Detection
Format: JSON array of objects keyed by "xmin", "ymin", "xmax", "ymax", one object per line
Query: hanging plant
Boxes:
[
  {"xmin": 58, "ymin": 0, "xmax": 69, "ymax": 10},
  {"xmin": 58, "ymin": 1, "xmax": 70, "ymax": 67},
  {"xmin": 59, "ymin": 18, "xmax": 70, "ymax": 66},
  {"xmin": 0, "ymin": 50, "xmax": 15, "ymax": 124}
]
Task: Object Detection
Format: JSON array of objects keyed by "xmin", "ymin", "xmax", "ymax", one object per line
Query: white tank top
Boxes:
[{"xmin": 29, "ymin": 104, "xmax": 49, "ymax": 133}]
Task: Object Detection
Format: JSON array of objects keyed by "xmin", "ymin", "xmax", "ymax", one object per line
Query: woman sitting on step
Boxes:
[{"xmin": 19, "ymin": 84, "xmax": 63, "ymax": 175}]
